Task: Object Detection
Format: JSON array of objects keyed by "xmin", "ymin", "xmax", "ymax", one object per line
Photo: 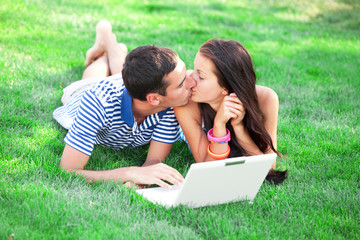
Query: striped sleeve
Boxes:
[
  {"xmin": 64, "ymin": 90, "xmax": 107, "ymax": 156},
  {"xmin": 151, "ymin": 108, "xmax": 180, "ymax": 144}
]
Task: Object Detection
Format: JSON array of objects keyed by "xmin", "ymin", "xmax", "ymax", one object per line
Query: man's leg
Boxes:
[
  {"xmin": 83, "ymin": 20, "xmax": 127, "ymax": 79},
  {"xmin": 62, "ymin": 20, "xmax": 128, "ymax": 105},
  {"xmin": 82, "ymin": 55, "xmax": 109, "ymax": 80}
]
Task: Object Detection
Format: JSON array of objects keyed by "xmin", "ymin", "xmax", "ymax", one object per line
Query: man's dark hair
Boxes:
[{"xmin": 122, "ymin": 45, "xmax": 178, "ymax": 101}]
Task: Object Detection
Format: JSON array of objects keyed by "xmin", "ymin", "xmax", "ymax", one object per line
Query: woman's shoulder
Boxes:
[
  {"xmin": 174, "ymin": 99, "xmax": 200, "ymax": 113},
  {"xmin": 174, "ymin": 99, "xmax": 202, "ymax": 123},
  {"xmin": 255, "ymin": 85, "xmax": 279, "ymax": 108}
]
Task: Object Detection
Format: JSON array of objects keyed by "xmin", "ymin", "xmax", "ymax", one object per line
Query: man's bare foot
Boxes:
[{"xmin": 84, "ymin": 20, "xmax": 113, "ymax": 67}]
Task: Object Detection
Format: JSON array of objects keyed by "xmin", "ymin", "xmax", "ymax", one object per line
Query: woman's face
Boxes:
[{"xmin": 190, "ymin": 52, "xmax": 226, "ymax": 104}]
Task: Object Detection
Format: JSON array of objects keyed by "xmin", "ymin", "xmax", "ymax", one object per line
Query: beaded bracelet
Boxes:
[
  {"xmin": 207, "ymin": 128, "xmax": 231, "ymax": 144},
  {"xmin": 207, "ymin": 144, "xmax": 231, "ymax": 160}
]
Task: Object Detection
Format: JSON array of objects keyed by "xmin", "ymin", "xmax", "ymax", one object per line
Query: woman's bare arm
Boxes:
[{"xmin": 174, "ymin": 100, "xmax": 213, "ymax": 162}]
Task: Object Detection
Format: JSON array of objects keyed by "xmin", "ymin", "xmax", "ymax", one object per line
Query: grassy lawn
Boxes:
[{"xmin": 1, "ymin": 0, "xmax": 359, "ymax": 239}]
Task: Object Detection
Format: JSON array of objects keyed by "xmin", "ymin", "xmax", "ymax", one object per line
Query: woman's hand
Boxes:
[
  {"xmin": 214, "ymin": 93, "xmax": 246, "ymax": 127},
  {"xmin": 229, "ymin": 93, "xmax": 246, "ymax": 127}
]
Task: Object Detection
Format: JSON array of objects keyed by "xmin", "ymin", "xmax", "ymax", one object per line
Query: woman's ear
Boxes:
[
  {"xmin": 146, "ymin": 93, "xmax": 160, "ymax": 106},
  {"xmin": 222, "ymin": 89, "xmax": 229, "ymax": 95}
]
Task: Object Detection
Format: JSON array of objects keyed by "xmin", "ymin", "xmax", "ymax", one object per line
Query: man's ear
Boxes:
[{"xmin": 146, "ymin": 93, "xmax": 160, "ymax": 106}]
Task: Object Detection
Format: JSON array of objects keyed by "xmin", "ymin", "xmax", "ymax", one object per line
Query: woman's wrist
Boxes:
[
  {"xmin": 232, "ymin": 124, "xmax": 250, "ymax": 145},
  {"xmin": 214, "ymin": 115, "xmax": 227, "ymax": 128},
  {"xmin": 232, "ymin": 122, "xmax": 245, "ymax": 133},
  {"xmin": 213, "ymin": 119, "xmax": 228, "ymax": 137}
]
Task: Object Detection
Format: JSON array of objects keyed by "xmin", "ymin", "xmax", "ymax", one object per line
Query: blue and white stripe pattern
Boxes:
[{"xmin": 53, "ymin": 74, "xmax": 180, "ymax": 156}]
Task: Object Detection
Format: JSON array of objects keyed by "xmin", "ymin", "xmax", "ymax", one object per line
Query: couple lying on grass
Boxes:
[{"xmin": 53, "ymin": 20, "xmax": 287, "ymax": 189}]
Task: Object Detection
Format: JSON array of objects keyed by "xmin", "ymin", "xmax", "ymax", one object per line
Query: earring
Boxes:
[{"xmin": 222, "ymin": 91, "xmax": 226, "ymax": 95}]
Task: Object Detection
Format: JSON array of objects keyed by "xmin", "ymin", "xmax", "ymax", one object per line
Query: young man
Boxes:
[{"xmin": 53, "ymin": 20, "xmax": 196, "ymax": 188}]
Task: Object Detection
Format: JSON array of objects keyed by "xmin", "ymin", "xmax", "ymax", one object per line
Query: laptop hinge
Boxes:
[{"xmin": 225, "ymin": 159, "xmax": 245, "ymax": 166}]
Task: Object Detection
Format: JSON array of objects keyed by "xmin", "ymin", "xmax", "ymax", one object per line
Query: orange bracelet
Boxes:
[{"xmin": 207, "ymin": 144, "xmax": 231, "ymax": 160}]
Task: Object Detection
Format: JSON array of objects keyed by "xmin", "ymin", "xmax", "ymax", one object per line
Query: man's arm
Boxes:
[
  {"xmin": 59, "ymin": 144, "xmax": 183, "ymax": 188},
  {"xmin": 142, "ymin": 140, "xmax": 184, "ymax": 186},
  {"xmin": 142, "ymin": 140, "xmax": 173, "ymax": 166},
  {"xmin": 60, "ymin": 144, "xmax": 136, "ymax": 182}
]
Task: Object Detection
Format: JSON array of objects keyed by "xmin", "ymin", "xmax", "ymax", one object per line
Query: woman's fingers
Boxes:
[
  {"xmin": 228, "ymin": 107, "xmax": 242, "ymax": 116},
  {"xmin": 225, "ymin": 101, "xmax": 245, "ymax": 114},
  {"xmin": 216, "ymin": 93, "xmax": 245, "ymax": 125},
  {"xmin": 228, "ymin": 93, "xmax": 244, "ymax": 106}
]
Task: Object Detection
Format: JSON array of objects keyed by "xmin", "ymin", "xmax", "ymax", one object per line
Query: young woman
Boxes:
[{"xmin": 175, "ymin": 39, "xmax": 287, "ymax": 184}]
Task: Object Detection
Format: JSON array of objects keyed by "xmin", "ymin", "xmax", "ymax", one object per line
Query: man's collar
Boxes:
[
  {"xmin": 121, "ymin": 89, "xmax": 134, "ymax": 126},
  {"xmin": 121, "ymin": 88, "xmax": 169, "ymax": 127}
]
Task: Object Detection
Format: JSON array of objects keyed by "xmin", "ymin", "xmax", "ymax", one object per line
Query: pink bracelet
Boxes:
[{"xmin": 207, "ymin": 128, "xmax": 231, "ymax": 144}]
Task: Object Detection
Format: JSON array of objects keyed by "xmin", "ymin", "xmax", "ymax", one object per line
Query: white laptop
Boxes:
[{"xmin": 136, "ymin": 153, "xmax": 276, "ymax": 208}]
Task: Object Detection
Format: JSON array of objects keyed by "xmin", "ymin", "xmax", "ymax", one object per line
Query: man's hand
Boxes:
[
  {"xmin": 60, "ymin": 143, "xmax": 183, "ymax": 189},
  {"xmin": 130, "ymin": 140, "xmax": 182, "ymax": 188},
  {"xmin": 128, "ymin": 163, "xmax": 184, "ymax": 189}
]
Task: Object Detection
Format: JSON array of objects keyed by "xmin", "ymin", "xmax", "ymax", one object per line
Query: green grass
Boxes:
[{"xmin": 1, "ymin": 0, "xmax": 359, "ymax": 239}]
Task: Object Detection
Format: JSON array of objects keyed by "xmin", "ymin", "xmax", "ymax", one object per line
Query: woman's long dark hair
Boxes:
[{"xmin": 199, "ymin": 39, "xmax": 287, "ymax": 184}]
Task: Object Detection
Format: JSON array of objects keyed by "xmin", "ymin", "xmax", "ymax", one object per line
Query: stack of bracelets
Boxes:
[{"xmin": 207, "ymin": 128, "xmax": 231, "ymax": 160}]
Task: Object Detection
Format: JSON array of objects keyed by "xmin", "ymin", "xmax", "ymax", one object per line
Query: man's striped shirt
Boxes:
[{"xmin": 53, "ymin": 74, "xmax": 180, "ymax": 156}]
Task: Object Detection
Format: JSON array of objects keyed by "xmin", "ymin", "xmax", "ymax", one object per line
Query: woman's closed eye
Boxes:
[
  {"xmin": 197, "ymin": 72, "xmax": 205, "ymax": 80},
  {"xmin": 193, "ymin": 72, "xmax": 204, "ymax": 81}
]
